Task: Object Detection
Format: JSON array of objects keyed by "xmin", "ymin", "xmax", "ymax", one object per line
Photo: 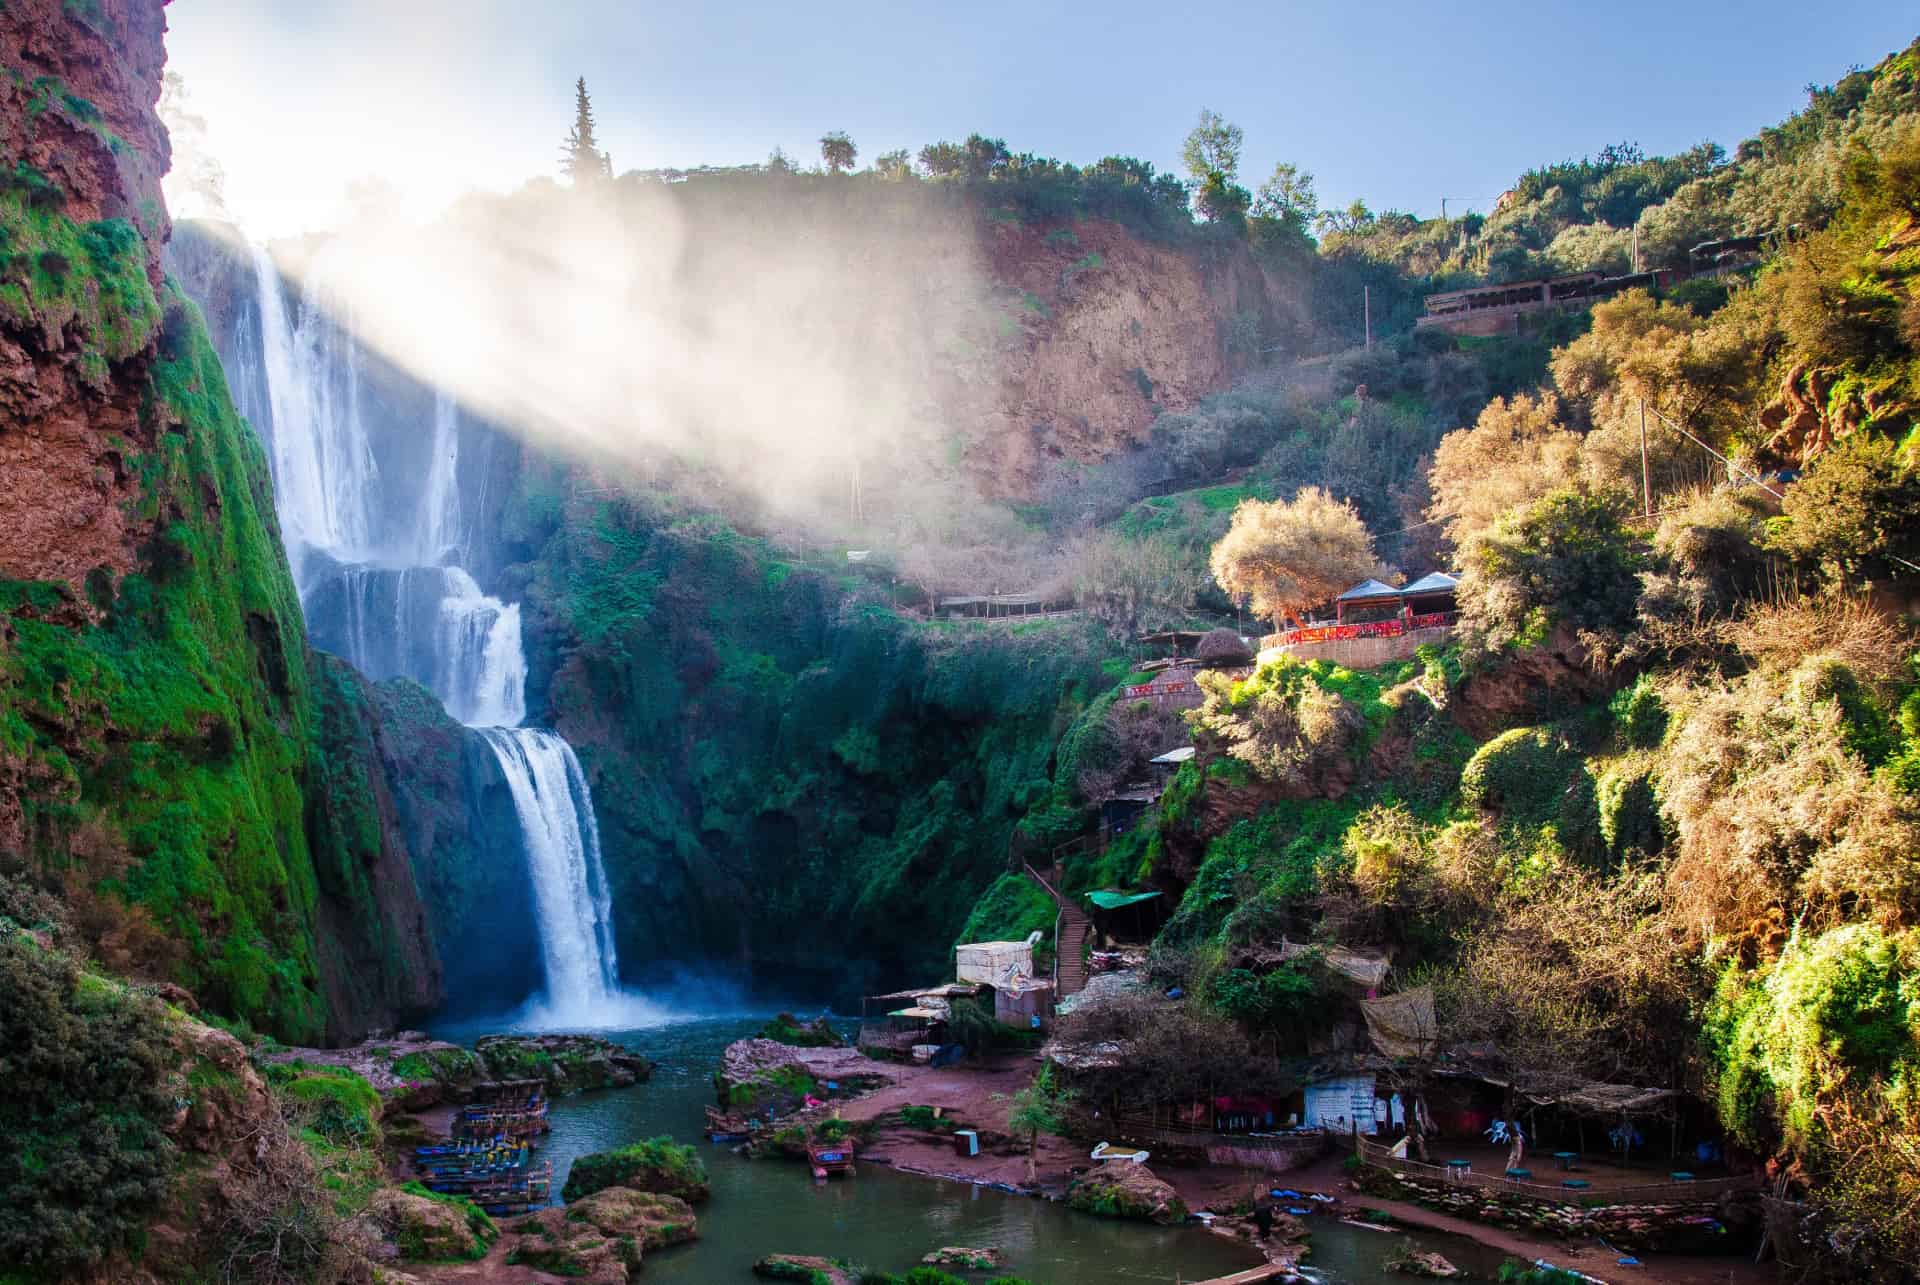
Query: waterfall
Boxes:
[
  {"xmin": 244, "ymin": 242, "xmax": 623, "ymax": 1025},
  {"xmin": 479, "ymin": 729, "xmax": 621, "ymax": 1023},
  {"xmin": 436, "ymin": 569, "xmax": 526, "ymax": 728},
  {"xmin": 253, "ymin": 243, "xmax": 375, "ymax": 587},
  {"xmin": 415, "ymin": 390, "xmax": 463, "ymax": 566}
]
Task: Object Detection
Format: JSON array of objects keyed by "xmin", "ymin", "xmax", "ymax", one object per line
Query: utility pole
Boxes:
[
  {"xmin": 1639, "ymin": 399, "xmax": 1652, "ymax": 517},
  {"xmin": 1363, "ymin": 286, "xmax": 1372, "ymax": 351},
  {"xmin": 1632, "ymin": 224, "xmax": 1642, "ymax": 275}
]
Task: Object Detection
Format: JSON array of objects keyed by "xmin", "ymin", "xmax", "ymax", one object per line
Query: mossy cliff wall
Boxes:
[{"xmin": 0, "ymin": 0, "xmax": 439, "ymax": 1042}]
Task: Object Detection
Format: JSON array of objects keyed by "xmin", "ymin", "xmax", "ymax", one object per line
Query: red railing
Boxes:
[
  {"xmin": 1123, "ymin": 678, "xmax": 1194, "ymax": 698},
  {"xmin": 1268, "ymin": 613, "xmax": 1457, "ymax": 649}
]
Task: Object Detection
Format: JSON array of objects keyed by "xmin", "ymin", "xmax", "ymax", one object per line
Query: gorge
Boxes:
[{"xmin": 1, "ymin": 1, "xmax": 1917, "ymax": 1282}]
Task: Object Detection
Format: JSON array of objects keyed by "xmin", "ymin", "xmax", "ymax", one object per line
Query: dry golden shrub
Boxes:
[
  {"xmin": 1732, "ymin": 592, "xmax": 1913, "ymax": 686},
  {"xmin": 1659, "ymin": 657, "xmax": 1920, "ymax": 942}
]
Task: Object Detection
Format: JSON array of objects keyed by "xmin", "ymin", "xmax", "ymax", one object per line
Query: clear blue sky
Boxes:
[{"xmin": 165, "ymin": 1, "xmax": 1917, "ymax": 236}]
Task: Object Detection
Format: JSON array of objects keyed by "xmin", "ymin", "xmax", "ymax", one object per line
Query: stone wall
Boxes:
[{"xmin": 1353, "ymin": 1164, "xmax": 1761, "ymax": 1254}]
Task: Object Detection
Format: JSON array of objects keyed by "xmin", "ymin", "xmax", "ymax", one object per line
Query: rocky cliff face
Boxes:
[
  {"xmin": 0, "ymin": 0, "xmax": 439, "ymax": 1042},
  {"xmin": 975, "ymin": 218, "xmax": 1300, "ymax": 495}
]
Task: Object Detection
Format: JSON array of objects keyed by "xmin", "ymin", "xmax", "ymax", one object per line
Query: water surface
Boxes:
[{"xmin": 437, "ymin": 1011, "xmax": 1510, "ymax": 1283}]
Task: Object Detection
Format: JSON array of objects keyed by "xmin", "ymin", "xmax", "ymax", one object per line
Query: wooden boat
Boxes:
[{"xmin": 806, "ymin": 1135, "xmax": 856, "ymax": 1180}]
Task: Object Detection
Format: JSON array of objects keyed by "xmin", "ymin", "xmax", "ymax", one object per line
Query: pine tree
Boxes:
[{"xmin": 561, "ymin": 77, "xmax": 611, "ymax": 183}]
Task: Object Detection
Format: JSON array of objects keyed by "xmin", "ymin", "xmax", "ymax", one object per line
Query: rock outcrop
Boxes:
[
  {"xmin": 264, "ymin": 1030, "xmax": 654, "ymax": 1109},
  {"xmin": 506, "ymin": 1189, "xmax": 698, "ymax": 1284}
]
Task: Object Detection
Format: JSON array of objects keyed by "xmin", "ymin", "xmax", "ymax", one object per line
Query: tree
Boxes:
[
  {"xmin": 871, "ymin": 148, "xmax": 912, "ymax": 180},
  {"xmin": 1209, "ymin": 487, "xmax": 1380, "ymax": 631},
  {"xmin": 1181, "ymin": 108, "xmax": 1244, "ymax": 186},
  {"xmin": 819, "ymin": 130, "xmax": 857, "ymax": 174},
  {"xmin": 1067, "ymin": 532, "xmax": 1203, "ymax": 638},
  {"xmin": 1315, "ymin": 199, "xmax": 1375, "ymax": 237},
  {"xmin": 917, "ymin": 134, "xmax": 1009, "ymax": 181},
  {"xmin": 560, "ymin": 77, "xmax": 611, "ymax": 183},
  {"xmin": 1766, "ymin": 434, "xmax": 1920, "ymax": 584},
  {"xmin": 1252, "ymin": 162, "xmax": 1317, "ymax": 229},
  {"xmin": 996, "ymin": 1066, "xmax": 1078, "ymax": 1183},
  {"xmin": 1427, "ymin": 393, "xmax": 1584, "ymax": 553},
  {"xmin": 1458, "ymin": 488, "xmax": 1643, "ymax": 649}
]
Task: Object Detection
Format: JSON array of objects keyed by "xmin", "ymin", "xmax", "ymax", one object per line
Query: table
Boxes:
[
  {"xmin": 1670, "ymin": 1171, "xmax": 1695, "ymax": 1182},
  {"xmin": 1445, "ymin": 1159, "xmax": 1471, "ymax": 1184},
  {"xmin": 1553, "ymin": 1151, "xmax": 1578, "ymax": 1171},
  {"xmin": 1562, "ymin": 1178, "xmax": 1591, "ymax": 1190}
]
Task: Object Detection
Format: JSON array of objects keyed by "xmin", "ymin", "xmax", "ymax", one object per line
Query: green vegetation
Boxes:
[
  {"xmin": 560, "ymin": 1136, "xmax": 710, "ymax": 1203},
  {"xmin": 0, "ymin": 934, "xmax": 174, "ymax": 1273}
]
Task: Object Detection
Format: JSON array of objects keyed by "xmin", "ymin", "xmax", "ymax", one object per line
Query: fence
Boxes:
[
  {"xmin": 1354, "ymin": 1136, "xmax": 1757, "ymax": 1206},
  {"xmin": 1264, "ymin": 613, "xmax": 1457, "ymax": 650}
]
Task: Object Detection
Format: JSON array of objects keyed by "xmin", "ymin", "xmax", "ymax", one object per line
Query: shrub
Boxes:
[
  {"xmin": 1460, "ymin": 726, "xmax": 1601, "ymax": 852},
  {"xmin": 1610, "ymin": 675, "xmax": 1668, "ymax": 748},
  {"xmin": 1767, "ymin": 434, "xmax": 1920, "ymax": 582},
  {"xmin": 561, "ymin": 1136, "xmax": 709, "ymax": 1203},
  {"xmin": 0, "ymin": 938, "xmax": 176, "ymax": 1271},
  {"xmin": 1458, "ymin": 488, "xmax": 1642, "ymax": 651}
]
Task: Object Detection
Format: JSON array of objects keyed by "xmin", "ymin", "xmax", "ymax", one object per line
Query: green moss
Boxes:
[
  {"xmin": 279, "ymin": 1069, "xmax": 382, "ymax": 1144},
  {"xmin": 392, "ymin": 1182, "xmax": 498, "ymax": 1261},
  {"xmin": 391, "ymin": 1045, "xmax": 483, "ymax": 1085}
]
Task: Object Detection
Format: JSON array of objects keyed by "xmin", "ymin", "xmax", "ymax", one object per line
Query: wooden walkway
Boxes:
[
  {"xmin": 1020, "ymin": 860, "xmax": 1094, "ymax": 998},
  {"xmin": 1180, "ymin": 1265, "xmax": 1292, "ymax": 1285}
]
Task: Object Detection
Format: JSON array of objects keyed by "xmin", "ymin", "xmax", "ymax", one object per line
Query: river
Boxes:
[{"xmin": 431, "ymin": 1010, "xmax": 1514, "ymax": 1283}]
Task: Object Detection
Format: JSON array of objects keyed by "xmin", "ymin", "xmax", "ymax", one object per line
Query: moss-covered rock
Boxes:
[
  {"xmin": 561, "ymin": 1135, "xmax": 710, "ymax": 1203},
  {"xmin": 1065, "ymin": 1163, "xmax": 1187, "ymax": 1225},
  {"xmin": 753, "ymin": 1254, "xmax": 856, "ymax": 1285},
  {"xmin": 369, "ymin": 1184, "xmax": 497, "ymax": 1263},
  {"xmin": 476, "ymin": 1033, "xmax": 655, "ymax": 1094},
  {"xmin": 508, "ymin": 1189, "xmax": 695, "ymax": 1283}
]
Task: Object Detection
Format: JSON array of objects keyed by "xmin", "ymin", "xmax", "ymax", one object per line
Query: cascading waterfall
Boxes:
[
  {"xmin": 248, "ymin": 242, "xmax": 622, "ymax": 1024},
  {"xmin": 477, "ymin": 728, "xmax": 621, "ymax": 1022},
  {"xmin": 253, "ymin": 243, "xmax": 376, "ymax": 587}
]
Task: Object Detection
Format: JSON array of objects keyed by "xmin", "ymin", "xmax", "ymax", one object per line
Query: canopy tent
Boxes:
[
  {"xmin": 1086, "ymin": 890, "xmax": 1163, "ymax": 910},
  {"xmin": 1149, "ymin": 746, "xmax": 1195, "ymax": 766}
]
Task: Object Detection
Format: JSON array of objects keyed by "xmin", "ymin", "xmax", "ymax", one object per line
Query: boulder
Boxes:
[
  {"xmin": 1066, "ymin": 1162, "xmax": 1188, "ymax": 1225},
  {"xmin": 506, "ymin": 1191, "xmax": 695, "ymax": 1284},
  {"xmin": 367, "ymin": 1186, "xmax": 496, "ymax": 1263},
  {"xmin": 923, "ymin": 1246, "xmax": 1003, "ymax": 1269},
  {"xmin": 475, "ymin": 1033, "xmax": 656, "ymax": 1094},
  {"xmin": 1389, "ymin": 1247, "xmax": 1462, "ymax": 1278},
  {"xmin": 754, "ymin": 1254, "xmax": 857, "ymax": 1284}
]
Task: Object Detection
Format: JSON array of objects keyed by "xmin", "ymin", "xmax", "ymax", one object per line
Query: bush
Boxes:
[
  {"xmin": 1460, "ymin": 727, "xmax": 1601, "ymax": 850},
  {"xmin": 0, "ymin": 938, "xmax": 176, "ymax": 1271},
  {"xmin": 1459, "ymin": 488, "xmax": 1643, "ymax": 651},
  {"xmin": 561, "ymin": 1136, "xmax": 709, "ymax": 1203},
  {"xmin": 1610, "ymin": 675, "xmax": 1668, "ymax": 748}
]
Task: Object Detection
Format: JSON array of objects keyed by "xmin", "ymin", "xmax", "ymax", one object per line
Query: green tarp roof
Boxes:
[{"xmin": 1086, "ymin": 889, "xmax": 1164, "ymax": 910}]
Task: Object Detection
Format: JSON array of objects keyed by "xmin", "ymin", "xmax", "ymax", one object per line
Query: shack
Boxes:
[
  {"xmin": 955, "ymin": 935, "xmax": 1054, "ymax": 1031},
  {"xmin": 1334, "ymin": 578, "xmax": 1404, "ymax": 625},
  {"xmin": 1085, "ymin": 889, "xmax": 1165, "ymax": 945}
]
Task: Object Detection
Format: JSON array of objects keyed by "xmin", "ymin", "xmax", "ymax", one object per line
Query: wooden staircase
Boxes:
[{"xmin": 1018, "ymin": 857, "xmax": 1095, "ymax": 999}]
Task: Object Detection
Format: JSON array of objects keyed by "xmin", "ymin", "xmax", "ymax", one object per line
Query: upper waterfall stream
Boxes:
[{"xmin": 244, "ymin": 242, "xmax": 621, "ymax": 1025}]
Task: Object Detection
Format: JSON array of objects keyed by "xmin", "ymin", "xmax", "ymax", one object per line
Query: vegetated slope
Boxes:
[
  {"xmin": 965, "ymin": 56, "xmax": 1920, "ymax": 1273},
  {"xmin": 0, "ymin": 0, "xmax": 438, "ymax": 1042}
]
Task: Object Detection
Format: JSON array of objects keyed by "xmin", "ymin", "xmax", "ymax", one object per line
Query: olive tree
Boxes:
[{"xmin": 1209, "ymin": 487, "xmax": 1380, "ymax": 631}]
